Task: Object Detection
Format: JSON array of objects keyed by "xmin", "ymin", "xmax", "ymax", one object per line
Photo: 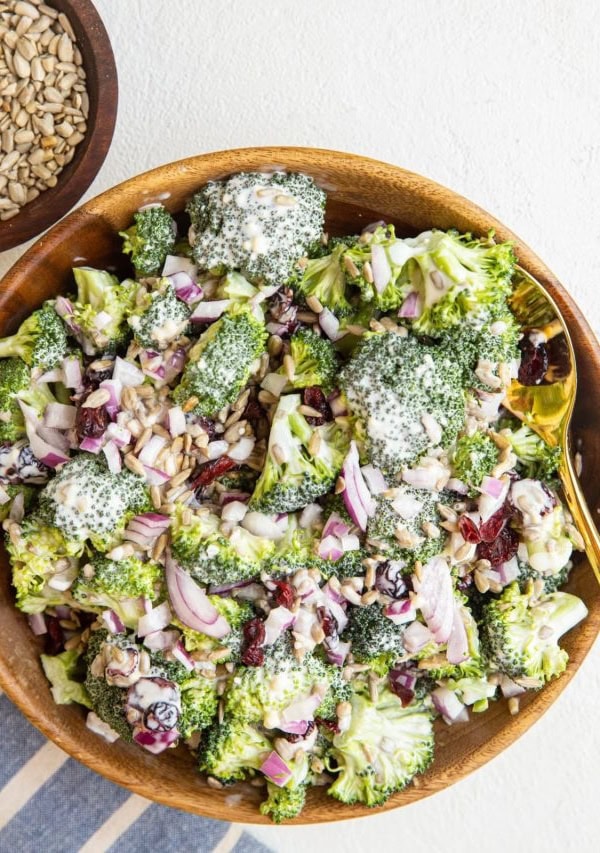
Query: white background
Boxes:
[{"xmin": 1, "ymin": 2, "xmax": 600, "ymax": 851}]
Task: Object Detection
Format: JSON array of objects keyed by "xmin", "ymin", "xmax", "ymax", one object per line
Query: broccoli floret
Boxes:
[
  {"xmin": 438, "ymin": 674, "xmax": 497, "ymax": 712},
  {"xmin": 0, "ymin": 358, "xmax": 59, "ymax": 443},
  {"xmin": 517, "ymin": 502, "xmax": 575, "ymax": 584},
  {"xmin": 40, "ymin": 649, "xmax": 92, "ymax": 708},
  {"xmin": 342, "ymin": 605, "xmax": 406, "ymax": 675},
  {"xmin": 342, "ymin": 226, "xmax": 414, "ymax": 312},
  {"xmin": 171, "ymin": 506, "xmax": 274, "ymax": 586},
  {"xmin": 83, "ymin": 631, "xmax": 133, "ymax": 741},
  {"xmin": 280, "ymin": 328, "xmax": 338, "ymax": 394},
  {"xmin": 451, "ymin": 432, "xmax": 500, "ymax": 496},
  {"xmin": 198, "ymin": 717, "xmax": 272, "ymax": 784},
  {"xmin": 0, "ymin": 483, "xmax": 38, "ymax": 521},
  {"xmin": 178, "ymin": 675, "xmax": 219, "ymax": 738},
  {"xmin": 340, "ymin": 332, "xmax": 465, "ymax": 474},
  {"xmin": 482, "ymin": 581, "xmax": 587, "ymax": 683},
  {"xmin": 215, "ymin": 271, "xmax": 262, "ymax": 311},
  {"xmin": 395, "ymin": 230, "xmax": 516, "ymax": 336},
  {"xmin": 174, "ymin": 309, "xmax": 267, "ymax": 416},
  {"xmin": 0, "ymin": 302, "xmax": 68, "ymax": 369},
  {"xmin": 72, "ymin": 267, "xmax": 138, "ymax": 354},
  {"xmin": 417, "ymin": 600, "xmax": 484, "ymax": 680},
  {"xmin": 502, "ymin": 423, "xmax": 561, "ymax": 481},
  {"xmin": 120, "ymin": 204, "xmax": 176, "ymax": 277},
  {"xmin": 367, "ymin": 486, "xmax": 443, "ymax": 565},
  {"xmin": 260, "ymin": 780, "xmax": 307, "ymax": 823},
  {"xmin": 128, "ymin": 280, "xmax": 190, "ymax": 350},
  {"xmin": 71, "ymin": 554, "xmax": 162, "ymax": 629},
  {"xmin": 38, "ymin": 454, "xmax": 150, "ymax": 551},
  {"xmin": 250, "ymin": 393, "xmax": 350, "ymax": 513},
  {"xmin": 178, "ymin": 596, "xmax": 254, "ymax": 663},
  {"xmin": 287, "ymin": 242, "xmax": 354, "ymax": 317},
  {"xmin": 187, "ymin": 172, "xmax": 325, "ymax": 286},
  {"xmin": 327, "ymin": 688, "xmax": 434, "ymax": 806},
  {"xmin": 6, "ymin": 514, "xmax": 84, "ymax": 612}
]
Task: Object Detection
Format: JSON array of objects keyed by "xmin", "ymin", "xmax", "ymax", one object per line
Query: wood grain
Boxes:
[
  {"xmin": 0, "ymin": 0, "xmax": 118, "ymax": 253},
  {"xmin": 0, "ymin": 147, "xmax": 598, "ymax": 824}
]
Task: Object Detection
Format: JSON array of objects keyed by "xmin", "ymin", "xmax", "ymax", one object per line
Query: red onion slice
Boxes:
[
  {"xmin": 318, "ymin": 307, "xmax": 346, "ymax": 341},
  {"xmin": 412, "ymin": 555, "xmax": 454, "ymax": 644},
  {"xmin": 446, "ymin": 603, "xmax": 469, "ymax": 664},
  {"xmin": 165, "ymin": 552, "xmax": 230, "ymax": 638},
  {"xmin": 370, "ymin": 242, "xmax": 391, "ymax": 293},
  {"xmin": 398, "ymin": 290, "xmax": 421, "ymax": 319},
  {"xmin": 190, "ymin": 299, "xmax": 231, "ymax": 324},
  {"xmin": 137, "ymin": 601, "xmax": 172, "ymax": 637},
  {"xmin": 43, "ymin": 402, "xmax": 77, "ymax": 430},
  {"xmin": 133, "ymin": 728, "xmax": 179, "ymax": 754},
  {"xmin": 341, "ymin": 441, "xmax": 376, "ymax": 531},
  {"xmin": 28, "ymin": 613, "xmax": 47, "ymax": 636},
  {"xmin": 260, "ymin": 751, "xmax": 292, "ymax": 787},
  {"xmin": 263, "ymin": 606, "xmax": 295, "ymax": 645},
  {"xmin": 167, "ymin": 271, "xmax": 204, "ymax": 305},
  {"xmin": 101, "ymin": 610, "xmax": 126, "ymax": 634}
]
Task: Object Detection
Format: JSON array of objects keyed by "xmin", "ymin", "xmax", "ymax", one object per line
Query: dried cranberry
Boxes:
[
  {"xmin": 315, "ymin": 716, "xmax": 340, "ymax": 735},
  {"xmin": 82, "ymin": 362, "xmax": 113, "ymax": 394},
  {"xmin": 241, "ymin": 617, "xmax": 265, "ymax": 667},
  {"xmin": 44, "ymin": 616, "xmax": 64, "ymax": 655},
  {"xmin": 196, "ymin": 416, "xmax": 217, "ymax": 440},
  {"xmin": 302, "ymin": 386, "xmax": 332, "ymax": 425},
  {"xmin": 458, "ymin": 515, "xmax": 481, "ymax": 544},
  {"xmin": 241, "ymin": 645, "xmax": 265, "ymax": 667},
  {"xmin": 479, "ymin": 508, "xmax": 507, "ymax": 543},
  {"xmin": 242, "ymin": 400, "xmax": 264, "ymax": 424},
  {"xmin": 271, "ymin": 580, "xmax": 295, "ymax": 610},
  {"xmin": 191, "ymin": 456, "xmax": 236, "ymax": 490},
  {"xmin": 518, "ymin": 338, "xmax": 549, "ymax": 385},
  {"xmin": 477, "ymin": 525, "xmax": 519, "ymax": 566},
  {"xmin": 389, "ymin": 680, "xmax": 415, "ymax": 707},
  {"xmin": 282, "ymin": 720, "xmax": 316, "ymax": 742},
  {"xmin": 317, "ymin": 606, "xmax": 338, "ymax": 639},
  {"xmin": 75, "ymin": 403, "xmax": 110, "ymax": 439}
]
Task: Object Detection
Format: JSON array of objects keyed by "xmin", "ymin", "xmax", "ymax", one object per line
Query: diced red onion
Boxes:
[
  {"xmin": 341, "ymin": 441, "xmax": 376, "ymax": 531},
  {"xmin": 447, "ymin": 477, "xmax": 469, "ymax": 495},
  {"xmin": 162, "ymin": 254, "xmax": 197, "ymax": 279},
  {"xmin": 220, "ymin": 500, "xmax": 248, "ymax": 523},
  {"xmin": 28, "ymin": 612, "xmax": 47, "ymax": 635},
  {"xmin": 384, "ymin": 598, "xmax": 417, "ymax": 625},
  {"xmin": 164, "ymin": 348, "xmax": 186, "ymax": 383},
  {"xmin": 478, "ymin": 477, "xmax": 509, "ymax": 522},
  {"xmin": 402, "ymin": 465, "xmax": 441, "ymax": 490},
  {"xmin": 106, "ymin": 423, "xmax": 131, "ymax": 447},
  {"xmin": 318, "ymin": 307, "xmax": 346, "ymax": 341},
  {"xmin": 340, "ymin": 533, "xmax": 360, "ymax": 551},
  {"xmin": 80, "ymin": 436, "xmax": 103, "ymax": 454},
  {"xmin": 261, "ymin": 372, "xmax": 289, "ymax": 398},
  {"xmin": 328, "ymin": 392, "xmax": 347, "ymax": 417},
  {"xmin": 325, "ymin": 639, "xmax": 351, "ymax": 666},
  {"xmin": 101, "ymin": 610, "xmax": 126, "ymax": 634},
  {"xmin": 398, "ymin": 290, "xmax": 421, "ymax": 319},
  {"xmin": 143, "ymin": 629, "xmax": 180, "ymax": 651},
  {"xmin": 133, "ymin": 728, "xmax": 179, "ymax": 754},
  {"xmin": 62, "ymin": 356, "xmax": 83, "ymax": 390},
  {"xmin": 241, "ymin": 511, "xmax": 285, "ymax": 541},
  {"xmin": 165, "ymin": 551, "xmax": 230, "ymax": 638},
  {"xmin": 500, "ymin": 675, "xmax": 527, "ymax": 699},
  {"xmin": 171, "ymin": 641, "xmax": 195, "ymax": 671},
  {"xmin": 167, "ymin": 406, "xmax": 186, "ymax": 438},
  {"xmin": 264, "ymin": 606, "xmax": 295, "ymax": 645},
  {"xmin": 143, "ymin": 466, "xmax": 170, "ymax": 485},
  {"xmin": 431, "ymin": 687, "xmax": 468, "ymax": 725},
  {"xmin": 299, "ymin": 503, "xmax": 322, "ymax": 529},
  {"xmin": 190, "ymin": 299, "xmax": 231, "ymax": 323},
  {"xmin": 38, "ymin": 367, "xmax": 65, "ymax": 383},
  {"xmin": 361, "ymin": 464, "xmax": 387, "ymax": 495},
  {"xmin": 43, "ymin": 402, "xmax": 76, "ymax": 430},
  {"xmin": 140, "ymin": 350, "xmax": 166, "ymax": 380},
  {"xmin": 480, "ymin": 476, "xmax": 505, "ymax": 499},
  {"xmin": 499, "ymin": 556, "xmax": 520, "ymax": 585},
  {"xmin": 389, "ymin": 665, "xmax": 417, "ymax": 706},
  {"xmin": 26, "ymin": 422, "xmax": 70, "ymax": 467},
  {"xmin": 86, "ymin": 711, "xmax": 120, "ymax": 743},
  {"xmin": 168, "ymin": 271, "xmax": 204, "ymax": 305},
  {"xmin": 260, "ymin": 751, "xmax": 292, "ymax": 787},
  {"xmin": 206, "ymin": 440, "xmax": 229, "ymax": 461},
  {"xmin": 413, "ymin": 556, "xmax": 454, "ymax": 644},
  {"xmin": 99, "ymin": 379, "xmax": 122, "ymax": 418},
  {"xmin": 370, "ymin": 242, "xmax": 391, "ymax": 292},
  {"xmin": 279, "ymin": 692, "xmax": 322, "ymax": 733},
  {"xmin": 317, "ymin": 534, "xmax": 343, "ymax": 561},
  {"xmin": 227, "ymin": 436, "xmax": 255, "ymax": 462},
  {"xmin": 137, "ymin": 600, "xmax": 172, "ymax": 637},
  {"xmin": 446, "ymin": 604, "xmax": 470, "ymax": 664},
  {"xmin": 322, "ymin": 512, "xmax": 351, "ymax": 540},
  {"xmin": 101, "ymin": 440, "xmax": 121, "ymax": 474},
  {"xmin": 138, "ymin": 435, "xmax": 166, "ymax": 467},
  {"xmin": 403, "ymin": 619, "xmax": 436, "ymax": 654},
  {"xmin": 112, "ymin": 357, "xmax": 144, "ymax": 387}
]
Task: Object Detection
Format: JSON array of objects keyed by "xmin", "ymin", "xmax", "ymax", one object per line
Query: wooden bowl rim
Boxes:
[
  {"xmin": 1, "ymin": 146, "xmax": 599, "ymax": 824},
  {"xmin": 0, "ymin": 0, "xmax": 118, "ymax": 253}
]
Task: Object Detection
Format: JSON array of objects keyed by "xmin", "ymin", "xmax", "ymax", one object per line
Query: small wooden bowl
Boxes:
[
  {"xmin": 1, "ymin": 148, "xmax": 599, "ymax": 824},
  {"xmin": 0, "ymin": 0, "xmax": 117, "ymax": 253}
]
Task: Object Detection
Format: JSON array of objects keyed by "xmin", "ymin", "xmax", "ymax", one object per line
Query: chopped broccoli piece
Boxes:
[
  {"xmin": 198, "ymin": 717, "xmax": 272, "ymax": 784},
  {"xmin": 343, "ymin": 226, "xmax": 414, "ymax": 312},
  {"xmin": 187, "ymin": 171, "xmax": 325, "ymax": 286},
  {"xmin": 438, "ymin": 674, "xmax": 497, "ymax": 711},
  {"xmin": 71, "ymin": 553, "xmax": 162, "ymax": 629},
  {"xmin": 502, "ymin": 423, "xmax": 561, "ymax": 481},
  {"xmin": 174, "ymin": 309, "xmax": 267, "ymax": 415},
  {"xmin": 280, "ymin": 328, "xmax": 338, "ymax": 394},
  {"xmin": 417, "ymin": 599, "xmax": 484, "ymax": 680},
  {"xmin": 179, "ymin": 675, "xmax": 219, "ymax": 738},
  {"xmin": 215, "ymin": 271, "xmax": 261, "ymax": 311},
  {"xmin": 72, "ymin": 267, "xmax": 138, "ymax": 354},
  {"xmin": 178, "ymin": 596, "xmax": 254, "ymax": 663},
  {"xmin": 41, "ymin": 649, "xmax": 92, "ymax": 708},
  {"xmin": 517, "ymin": 503, "xmax": 575, "ymax": 584},
  {"xmin": 38, "ymin": 454, "xmax": 150, "ymax": 551},
  {"xmin": 0, "ymin": 483, "xmax": 38, "ymax": 521},
  {"xmin": 170, "ymin": 506, "xmax": 274, "ymax": 586},
  {"xmin": 288, "ymin": 242, "xmax": 353, "ymax": 317},
  {"xmin": 343, "ymin": 605, "xmax": 406, "ymax": 674},
  {"xmin": 482, "ymin": 581, "xmax": 587, "ymax": 683},
  {"xmin": 451, "ymin": 432, "xmax": 500, "ymax": 496},
  {"xmin": 120, "ymin": 204, "xmax": 176, "ymax": 276},
  {"xmin": 250, "ymin": 393, "xmax": 350, "ymax": 513},
  {"xmin": 327, "ymin": 688, "xmax": 434, "ymax": 806},
  {"xmin": 128, "ymin": 280, "xmax": 190, "ymax": 350},
  {"xmin": 260, "ymin": 780, "xmax": 307, "ymax": 823},
  {"xmin": 0, "ymin": 357, "xmax": 59, "ymax": 443},
  {"xmin": 6, "ymin": 514, "xmax": 84, "ymax": 612},
  {"xmin": 0, "ymin": 302, "xmax": 68, "ymax": 369},
  {"xmin": 340, "ymin": 332, "xmax": 465, "ymax": 473}
]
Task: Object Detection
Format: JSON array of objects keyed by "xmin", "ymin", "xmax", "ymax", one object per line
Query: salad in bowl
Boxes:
[{"xmin": 0, "ymin": 170, "xmax": 587, "ymax": 823}]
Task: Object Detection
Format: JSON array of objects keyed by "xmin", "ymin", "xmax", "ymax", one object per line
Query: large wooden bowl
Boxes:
[
  {"xmin": 0, "ymin": 0, "xmax": 117, "ymax": 252},
  {"xmin": 1, "ymin": 148, "xmax": 598, "ymax": 824}
]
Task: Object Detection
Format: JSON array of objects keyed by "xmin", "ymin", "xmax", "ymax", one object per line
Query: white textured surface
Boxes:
[{"xmin": 1, "ymin": 1, "xmax": 599, "ymax": 849}]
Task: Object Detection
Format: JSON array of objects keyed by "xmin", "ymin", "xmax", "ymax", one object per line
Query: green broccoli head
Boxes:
[
  {"xmin": 340, "ymin": 332, "xmax": 465, "ymax": 474},
  {"xmin": 451, "ymin": 432, "xmax": 500, "ymax": 496},
  {"xmin": 287, "ymin": 242, "xmax": 354, "ymax": 317},
  {"xmin": 72, "ymin": 267, "xmax": 138, "ymax": 354},
  {"xmin": 38, "ymin": 454, "xmax": 151, "ymax": 551},
  {"xmin": 71, "ymin": 553, "xmax": 162, "ymax": 629},
  {"xmin": 178, "ymin": 675, "xmax": 219, "ymax": 738},
  {"xmin": 40, "ymin": 649, "xmax": 92, "ymax": 708},
  {"xmin": 170, "ymin": 507, "xmax": 274, "ymax": 586},
  {"xmin": 6, "ymin": 514, "xmax": 84, "ymax": 612},
  {"xmin": 128, "ymin": 280, "xmax": 190, "ymax": 350},
  {"xmin": 187, "ymin": 171, "xmax": 326, "ymax": 285},
  {"xmin": 327, "ymin": 688, "xmax": 434, "ymax": 806},
  {"xmin": 398, "ymin": 230, "xmax": 516, "ymax": 336},
  {"xmin": 260, "ymin": 780, "xmax": 307, "ymax": 823},
  {"xmin": 83, "ymin": 630, "xmax": 133, "ymax": 741},
  {"xmin": 280, "ymin": 328, "xmax": 338, "ymax": 395},
  {"xmin": 250, "ymin": 393, "xmax": 350, "ymax": 513},
  {"xmin": 0, "ymin": 302, "xmax": 69, "ymax": 370},
  {"xmin": 198, "ymin": 717, "xmax": 272, "ymax": 784},
  {"xmin": 174, "ymin": 309, "xmax": 267, "ymax": 415},
  {"xmin": 120, "ymin": 204, "xmax": 177, "ymax": 277},
  {"xmin": 517, "ymin": 502, "xmax": 576, "ymax": 586},
  {"xmin": 502, "ymin": 423, "xmax": 561, "ymax": 481},
  {"xmin": 0, "ymin": 357, "xmax": 58, "ymax": 443},
  {"xmin": 482, "ymin": 581, "xmax": 587, "ymax": 683},
  {"xmin": 343, "ymin": 226, "xmax": 414, "ymax": 312},
  {"xmin": 342, "ymin": 604, "xmax": 406, "ymax": 674}
]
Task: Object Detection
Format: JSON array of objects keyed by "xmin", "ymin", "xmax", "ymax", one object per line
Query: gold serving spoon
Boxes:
[{"xmin": 504, "ymin": 267, "xmax": 600, "ymax": 583}]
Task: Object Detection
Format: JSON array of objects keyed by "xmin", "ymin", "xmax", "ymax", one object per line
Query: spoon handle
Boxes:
[{"xmin": 560, "ymin": 442, "xmax": 600, "ymax": 584}]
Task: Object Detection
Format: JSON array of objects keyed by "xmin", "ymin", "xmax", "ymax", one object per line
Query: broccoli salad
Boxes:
[{"xmin": 0, "ymin": 171, "xmax": 588, "ymax": 822}]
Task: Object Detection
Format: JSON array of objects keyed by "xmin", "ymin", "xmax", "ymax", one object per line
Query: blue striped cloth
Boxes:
[{"xmin": 1, "ymin": 692, "xmax": 272, "ymax": 853}]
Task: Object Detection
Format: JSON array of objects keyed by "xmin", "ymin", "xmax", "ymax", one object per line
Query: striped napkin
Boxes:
[{"xmin": 1, "ymin": 692, "xmax": 271, "ymax": 853}]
